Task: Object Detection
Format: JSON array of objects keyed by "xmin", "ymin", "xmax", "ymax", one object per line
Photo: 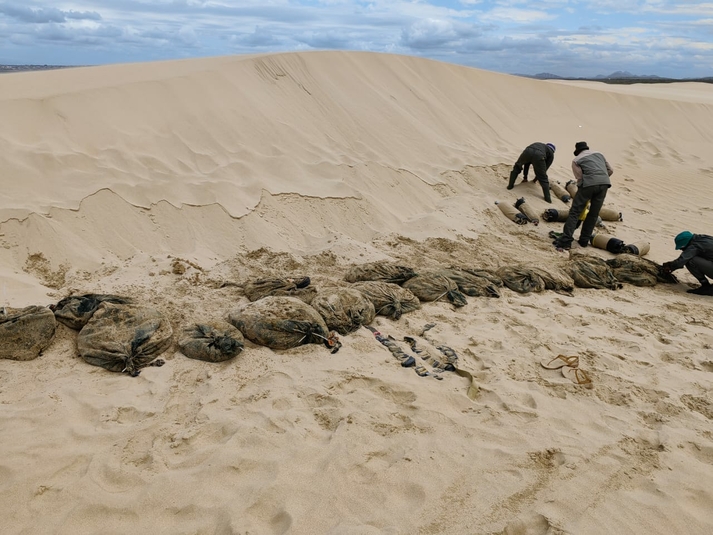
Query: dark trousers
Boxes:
[
  {"xmin": 510, "ymin": 152, "xmax": 548, "ymax": 185},
  {"xmin": 560, "ymin": 184, "xmax": 609, "ymax": 245},
  {"xmin": 687, "ymin": 256, "xmax": 713, "ymax": 284},
  {"xmin": 509, "ymin": 148, "xmax": 550, "ymax": 200}
]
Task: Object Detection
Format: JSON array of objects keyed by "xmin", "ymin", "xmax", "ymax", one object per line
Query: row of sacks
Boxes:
[
  {"xmin": 0, "ymin": 293, "xmax": 341, "ymax": 375},
  {"xmin": 0, "ymin": 254, "xmax": 678, "ymax": 373}
]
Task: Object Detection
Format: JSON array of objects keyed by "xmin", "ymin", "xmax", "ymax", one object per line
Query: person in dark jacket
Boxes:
[
  {"xmin": 552, "ymin": 141, "xmax": 613, "ymax": 250},
  {"xmin": 507, "ymin": 142, "xmax": 556, "ymax": 203},
  {"xmin": 662, "ymin": 232, "xmax": 713, "ymax": 295}
]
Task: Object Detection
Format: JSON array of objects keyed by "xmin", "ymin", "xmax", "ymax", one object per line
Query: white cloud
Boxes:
[
  {"xmin": 0, "ymin": 0, "xmax": 711, "ymax": 78},
  {"xmin": 481, "ymin": 7, "xmax": 557, "ymax": 24}
]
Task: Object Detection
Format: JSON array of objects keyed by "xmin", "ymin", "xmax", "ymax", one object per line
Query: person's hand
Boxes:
[{"xmin": 661, "ymin": 262, "xmax": 673, "ymax": 274}]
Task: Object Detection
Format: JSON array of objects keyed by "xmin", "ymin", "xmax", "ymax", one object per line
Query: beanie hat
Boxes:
[
  {"xmin": 674, "ymin": 231, "xmax": 693, "ymax": 250},
  {"xmin": 573, "ymin": 141, "xmax": 589, "ymax": 156},
  {"xmin": 546, "ymin": 143, "xmax": 556, "ymax": 153}
]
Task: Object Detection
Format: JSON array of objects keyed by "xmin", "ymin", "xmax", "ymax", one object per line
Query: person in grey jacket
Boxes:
[
  {"xmin": 552, "ymin": 141, "xmax": 613, "ymax": 250},
  {"xmin": 507, "ymin": 142, "xmax": 556, "ymax": 203},
  {"xmin": 662, "ymin": 232, "xmax": 713, "ymax": 295}
]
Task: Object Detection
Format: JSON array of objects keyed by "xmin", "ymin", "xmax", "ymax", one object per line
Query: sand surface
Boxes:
[{"xmin": 1, "ymin": 51, "xmax": 713, "ymax": 535}]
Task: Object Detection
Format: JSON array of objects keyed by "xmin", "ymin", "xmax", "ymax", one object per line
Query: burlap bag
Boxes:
[
  {"xmin": 51, "ymin": 294, "xmax": 132, "ymax": 330},
  {"xmin": 243, "ymin": 277, "xmax": 316, "ymax": 304},
  {"xmin": 402, "ymin": 272, "xmax": 468, "ymax": 307},
  {"xmin": 77, "ymin": 303, "xmax": 173, "ymax": 376},
  {"xmin": 550, "ymin": 183, "xmax": 571, "ymax": 203},
  {"xmin": 599, "ymin": 208, "xmax": 623, "ymax": 221},
  {"xmin": 311, "ymin": 287, "xmax": 376, "ymax": 335},
  {"xmin": 515, "ymin": 198, "xmax": 540, "ymax": 225},
  {"xmin": 178, "ymin": 321, "xmax": 244, "ymax": 362},
  {"xmin": 496, "ymin": 201, "xmax": 528, "ymax": 225},
  {"xmin": 623, "ymin": 241, "xmax": 650, "ymax": 256},
  {"xmin": 605, "ymin": 255, "xmax": 677, "ymax": 286},
  {"xmin": 436, "ymin": 268, "xmax": 501, "ymax": 298},
  {"xmin": 542, "ymin": 208, "xmax": 569, "ymax": 222},
  {"xmin": 528, "ymin": 267, "xmax": 575, "ymax": 295},
  {"xmin": 565, "ymin": 180, "xmax": 578, "ymax": 198},
  {"xmin": 350, "ymin": 281, "xmax": 420, "ymax": 320},
  {"xmin": 0, "ymin": 306, "xmax": 57, "ymax": 361},
  {"xmin": 564, "ymin": 256, "xmax": 622, "ymax": 290},
  {"xmin": 229, "ymin": 296, "xmax": 333, "ymax": 350},
  {"xmin": 591, "ymin": 233, "xmax": 626, "ymax": 254},
  {"xmin": 344, "ymin": 262, "xmax": 416, "ymax": 284},
  {"xmin": 496, "ymin": 266, "xmax": 548, "ymax": 294}
]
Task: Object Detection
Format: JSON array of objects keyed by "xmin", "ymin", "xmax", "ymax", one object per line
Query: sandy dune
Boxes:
[{"xmin": 1, "ymin": 51, "xmax": 712, "ymax": 534}]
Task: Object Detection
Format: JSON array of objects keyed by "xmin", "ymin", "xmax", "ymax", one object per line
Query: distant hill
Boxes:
[
  {"xmin": 532, "ymin": 72, "xmax": 564, "ymax": 80},
  {"xmin": 515, "ymin": 70, "xmax": 713, "ymax": 85},
  {"xmin": 595, "ymin": 71, "xmax": 663, "ymax": 80}
]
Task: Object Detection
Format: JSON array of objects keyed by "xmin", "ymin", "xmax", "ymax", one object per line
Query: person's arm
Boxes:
[
  {"xmin": 523, "ymin": 162, "xmax": 530, "ymax": 178},
  {"xmin": 665, "ymin": 246, "xmax": 700, "ymax": 271},
  {"xmin": 604, "ymin": 158, "xmax": 613, "ymax": 177},
  {"xmin": 545, "ymin": 152, "xmax": 554, "ymax": 169},
  {"xmin": 571, "ymin": 160, "xmax": 583, "ymax": 184}
]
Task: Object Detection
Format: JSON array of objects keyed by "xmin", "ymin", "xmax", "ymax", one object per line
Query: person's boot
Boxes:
[
  {"xmin": 507, "ymin": 170, "xmax": 518, "ymax": 190},
  {"xmin": 687, "ymin": 281, "xmax": 713, "ymax": 295},
  {"xmin": 540, "ymin": 180, "xmax": 552, "ymax": 203}
]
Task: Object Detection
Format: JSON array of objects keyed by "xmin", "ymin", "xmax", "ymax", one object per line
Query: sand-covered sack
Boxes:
[
  {"xmin": 496, "ymin": 266, "xmax": 548, "ymax": 294},
  {"xmin": 344, "ymin": 262, "xmax": 416, "ymax": 284},
  {"xmin": 529, "ymin": 266, "xmax": 575, "ymax": 295},
  {"xmin": 350, "ymin": 281, "xmax": 421, "ymax": 320},
  {"xmin": 243, "ymin": 276, "xmax": 316, "ymax": 304},
  {"xmin": 229, "ymin": 296, "xmax": 333, "ymax": 350},
  {"xmin": 605, "ymin": 255, "xmax": 677, "ymax": 287},
  {"xmin": 178, "ymin": 321, "xmax": 244, "ymax": 362},
  {"xmin": 436, "ymin": 268, "xmax": 501, "ymax": 298},
  {"xmin": 402, "ymin": 272, "xmax": 468, "ymax": 307},
  {"xmin": 311, "ymin": 287, "xmax": 376, "ymax": 335},
  {"xmin": 77, "ymin": 303, "xmax": 173, "ymax": 376},
  {"xmin": 51, "ymin": 294, "xmax": 131, "ymax": 330},
  {"xmin": 564, "ymin": 255, "xmax": 622, "ymax": 290},
  {"xmin": 0, "ymin": 305, "xmax": 57, "ymax": 361}
]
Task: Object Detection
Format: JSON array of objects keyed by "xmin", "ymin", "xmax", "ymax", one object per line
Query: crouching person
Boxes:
[{"xmin": 662, "ymin": 231, "xmax": 713, "ymax": 295}]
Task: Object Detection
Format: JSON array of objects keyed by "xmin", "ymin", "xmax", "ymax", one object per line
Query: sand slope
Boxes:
[{"xmin": 1, "ymin": 52, "xmax": 713, "ymax": 534}]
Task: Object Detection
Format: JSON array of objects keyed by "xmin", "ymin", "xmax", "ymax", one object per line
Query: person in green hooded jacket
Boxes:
[{"xmin": 662, "ymin": 231, "xmax": 713, "ymax": 295}]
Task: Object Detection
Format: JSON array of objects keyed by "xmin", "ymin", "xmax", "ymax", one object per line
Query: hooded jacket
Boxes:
[
  {"xmin": 669, "ymin": 234, "xmax": 713, "ymax": 270},
  {"xmin": 525, "ymin": 142, "xmax": 555, "ymax": 169},
  {"xmin": 571, "ymin": 149, "xmax": 613, "ymax": 188}
]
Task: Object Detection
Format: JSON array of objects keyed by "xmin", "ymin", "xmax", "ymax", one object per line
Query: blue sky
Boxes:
[{"xmin": 1, "ymin": 1, "xmax": 712, "ymax": 78}]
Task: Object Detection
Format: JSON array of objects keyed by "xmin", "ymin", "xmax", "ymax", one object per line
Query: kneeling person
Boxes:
[{"xmin": 662, "ymin": 231, "xmax": 713, "ymax": 295}]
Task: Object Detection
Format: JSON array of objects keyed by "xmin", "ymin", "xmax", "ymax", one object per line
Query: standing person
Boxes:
[
  {"xmin": 507, "ymin": 142, "xmax": 556, "ymax": 203},
  {"xmin": 662, "ymin": 231, "xmax": 713, "ymax": 295},
  {"xmin": 552, "ymin": 141, "xmax": 613, "ymax": 250}
]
